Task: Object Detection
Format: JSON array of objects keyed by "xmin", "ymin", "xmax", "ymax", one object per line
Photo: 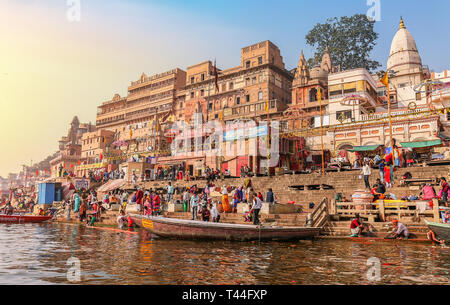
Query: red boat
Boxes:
[
  {"xmin": 130, "ymin": 214, "xmax": 321, "ymax": 242},
  {"xmin": 0, "ymin": 214, "xmax": 53, "ymax": 224}
]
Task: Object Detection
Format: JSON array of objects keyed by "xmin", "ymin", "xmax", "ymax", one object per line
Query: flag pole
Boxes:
[
  {"xmin": 318, "ymin": 88, "xmax": 325, "ymax": 175},
  {"xmin": 386, "ymin": 75, "xmax": 395, "ymax": 166}
]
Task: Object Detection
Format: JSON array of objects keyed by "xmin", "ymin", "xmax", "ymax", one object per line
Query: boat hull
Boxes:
[
  {"xmin": 424, "ymin": 220, "xmax": 450, "ymax": 242},
  {"xmin": 130, "ymin": 214, "xmax": 321, "ymax": 241},
  {"xmin": 0, "ymin": 215, "xmax": 52, "ymax": 224}
]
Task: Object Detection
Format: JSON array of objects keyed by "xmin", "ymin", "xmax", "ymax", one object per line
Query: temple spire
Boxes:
[{"xmin": 399, "ymin": 17, "xmax": 406, "ymax": 29}]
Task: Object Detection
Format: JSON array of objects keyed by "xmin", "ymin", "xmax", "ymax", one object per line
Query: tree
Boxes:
[{"xmin": 305, "ymin": 14, "xmax": 381, "ymax": 72}]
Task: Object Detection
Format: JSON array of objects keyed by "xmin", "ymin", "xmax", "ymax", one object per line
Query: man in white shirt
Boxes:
[
  {"xmin": 251, "ymin": 193, "xmax": 263, "ymax": 225},
  {"xmin": 361, "ymin": 162, "xmax": 372, "ymax": 190},
  {"xmin": 210, "ymin": 202, "xmax": 220, "ymax": 223}
]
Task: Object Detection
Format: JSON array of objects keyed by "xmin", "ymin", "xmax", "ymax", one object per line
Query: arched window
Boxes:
[{"xmin": 309, "ymin": 88, "xmax": 318, "ymax": 102}]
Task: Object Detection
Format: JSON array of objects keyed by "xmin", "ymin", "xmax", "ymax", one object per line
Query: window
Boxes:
[
  {"xmin": 200, "ymin": 89, "xmax": 204, "ymax": 96},
  {"xmin": 416, "ymin": 92, "xmax": 421, "ymax": 101},
  {"xmin": 236, "ymin": 97, "xmax": 240, "ymax": 105},
  {"xmin": 258, "ymin": 57, "xmax": 263, "ymax": 65},
  {"xmin": 208, "ymin": 103, "xmax": 213, "ymax": 110},
  {"xmin": 190, "ymin": 92, "xmax": 194, "ymax": 98},
  {"xmin": 336, "ymin": 110, "xmax": 352, "ymax": 121},
  {"xmin": 258, "ymin": 75, "xmax": 263, "ymax": 83},
  {"xmin": 245, "ymin": 78, "xmax": 250, "ymax": 86},
  {"xmin": 229, "ymin": 82, "xmax": 234, "ymax": 90},
  {"xmin": 309, "ymin": 88, "xmax": 318, "ymax": 102},
  {"xmin": 252, "ymin": 77, "xmax": 256, "ymax": 84},
  {"xmin": 343, "ymin": 82, "xmax": 356, "ymax": 94},
  {"xmin": 201, "ymin": 74, "xmax": 205, "ymax": 81},
  {"xmin": 246, "ymin": 95, "xmax": 250, "ymax": 103},
  {"xmin": 329, "ymin": 84, "xmax": 342, "ymax": 97},
  {"xmin": 190, "ymin": 77, "xmax": 195, "ymax": 84},
  {"xmin": 258, "ymin": 91, "xmax": 263, "ymax": 101},
  {"xmin": 246, "ymin": 61, "xmax": 250, "ymax": 68}
]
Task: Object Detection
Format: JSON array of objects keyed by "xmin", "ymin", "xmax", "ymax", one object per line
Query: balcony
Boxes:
[{"xmin": 223, "ymin": 99, "xmax": 287, "ymax": 121}]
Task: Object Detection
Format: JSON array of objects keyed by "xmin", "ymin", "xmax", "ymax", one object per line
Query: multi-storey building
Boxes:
[{"xmin": 96, "ymin": 68, "xmax": 186, "ymax": 156}]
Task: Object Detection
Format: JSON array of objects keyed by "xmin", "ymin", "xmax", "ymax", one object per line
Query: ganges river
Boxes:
[{"xmin": 0, "ymin": 222, "xmax": 448, "ymax": 285}]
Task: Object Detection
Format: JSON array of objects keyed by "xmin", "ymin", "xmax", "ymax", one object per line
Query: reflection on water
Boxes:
[{"xmin": 0, "ymin": 223, "xmax": 448, "ymax": 285}]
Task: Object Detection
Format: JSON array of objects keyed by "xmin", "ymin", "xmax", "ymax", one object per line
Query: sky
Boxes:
[{"xmin": 0, "ymin": 0, "xmax": 449, "ymax": 177}]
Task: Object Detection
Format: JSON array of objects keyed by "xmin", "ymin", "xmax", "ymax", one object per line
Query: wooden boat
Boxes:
[
  {"xmin": 0, "ymin": 214, "xmax": 53, "ymax": 224},
  {"xmin": 130, "ymin": 214, "xmax": 321, "ymax": 241},
  {"xmin": 424, "ymin": 219, "xmax": 450, "ymax": 242}
]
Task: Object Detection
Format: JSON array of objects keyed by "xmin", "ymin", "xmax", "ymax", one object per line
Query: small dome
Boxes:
[{"xmin": 309, "ymin": 65, "xmax": 328, "ymax": 80}]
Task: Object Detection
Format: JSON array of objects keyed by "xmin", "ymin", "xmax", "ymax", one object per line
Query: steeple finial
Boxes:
[{"xmin": 399, "ymin": 17, "xmax": 406, "ymax": 29}]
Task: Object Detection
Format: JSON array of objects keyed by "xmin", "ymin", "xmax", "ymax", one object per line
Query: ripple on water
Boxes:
[{"xmin": 0, "ymin": 223, "xmax": 449, "ymax": 284}]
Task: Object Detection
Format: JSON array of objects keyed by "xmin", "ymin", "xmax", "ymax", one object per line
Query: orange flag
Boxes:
[{"xmin": 381, "ymin": 71, "xmax": 389, "ymax": 87}]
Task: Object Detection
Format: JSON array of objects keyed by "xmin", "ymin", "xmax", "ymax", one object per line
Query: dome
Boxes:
[
  {"xmin": 309, "ymin": 65, "xmax": 328, "ymax": 80},
  {"xmin": 387, "ymin": 18, "xmax": 422, "ymax": 72}
]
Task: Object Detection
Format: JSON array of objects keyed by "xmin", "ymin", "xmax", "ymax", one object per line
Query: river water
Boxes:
[{"xmin": 0, "ymin": 223, "xmax": 448, "ymax": 285}]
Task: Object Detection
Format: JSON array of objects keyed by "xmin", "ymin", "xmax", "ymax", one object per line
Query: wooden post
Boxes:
[
  {"xmin": 432, "ymin": 198, "xmax": 440, "ymax": 222},
  {"xmin": 396, "ymin": 201, "xmax": 401, "ymax": 221},
  {"xmin": 330, "ymin": 199, "xmax": 336, "ymax": 215},
  {"xmin": 379, "ymin": 200, "xmax": 385, "ymax": 222}
]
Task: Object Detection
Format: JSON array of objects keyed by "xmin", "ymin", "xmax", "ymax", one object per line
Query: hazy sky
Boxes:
[{"xmin": 0, "ymin": 0, "xmax": 449, "ymax": 177}]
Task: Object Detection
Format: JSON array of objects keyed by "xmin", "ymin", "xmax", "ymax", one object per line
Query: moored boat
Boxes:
[
  {"xmin": 424, "ymin": 219, "xmax": 450, "ymax": 242},
  {"xmin": 130, "ymin": 214, "xmax": 321, "ymax": 241},
  {"xmin": 0, "ymin": 214, "xmax": 53, "ymax": 224}
]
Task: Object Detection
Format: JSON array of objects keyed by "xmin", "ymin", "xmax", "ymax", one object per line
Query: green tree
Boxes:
[{"xmin": 305, "ymin": 14, "xmax": 381, "ymax": 72}]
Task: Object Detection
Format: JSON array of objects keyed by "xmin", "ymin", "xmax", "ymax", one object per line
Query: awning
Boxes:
[
  {"xmin": 400, "ymin": 140, "xmax": 442, "ymax": 148},
  {"xmin": 347, "ymin": 145, "xmax": 381, "ymax": 152},
  {"xmin": 438, "ymin": 131, "xmax": 450, "ymax": 141},
  {"xmin": 96, "ymin": 179, "xmax": 126, "ymax": 193}
]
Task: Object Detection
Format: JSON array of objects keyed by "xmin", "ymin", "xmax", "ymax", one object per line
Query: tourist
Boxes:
[
  {"xmin": 265, "ymin": 188, "xmax": 275, "ymax": 204},
  {"xmin": 79, "ymin": 200, "xmax": 87, "ymax": 222},
  {"xmin": 152, "ymin": 191, "xmax": 161, "ymax": 216},
  {"xmin": 384, "ymin": 163, "xmax": 392, "ymax": 188},
  {"xmin": 251, "ymin": 192, "xmax": 262, "ymax": 225},
  {"xmin": 221, "ymin": 185, "xmax": 231, "ymax": 213},
  {"xmin": 350, "ymin": 214, "xmax": 365, "ymax": 237},
  {"xmin": 402, "ymin": 150, "xmax": 407, "ymax": 168},
  {"xmin": 66, "ymin": 200, "xmax": 72, "ymax": 220},
  {"xmin": 136, "ymin": 187, "xmax": 144, "ymax": 207},
  {"xmin": 387, "ymin": 220, "xmax": 409, "ymax": 240},
  {"xmin": 190, "ymin": 192, "xmax": 200, "ymax": 220},
  {"xmin": 378, "ymin": 159, "xmax": 385, "ymax": 183},
  {"xmin": 166, "ymin": 182, "xmax": 174, "ymax": 203},
  {"xmin": 353, "ymin": 159, "xmax": 361, "ymax": 169},
  {"xmin": 373, "ymin": 154, "xmax": 381, "ymax": 166},
  {"xmin": 73, "ymin": 193, "xmax": 81, "ymax": 213},
  {"xmin": 182, "ymin": 188, "xmax": 190, "ymax": 212},
  {"xmin": 416, "ymin": 183, "xmax": 434, "ymax": 200},
  {"xmin": 361, "ymin": 161, "xmax": 371, "ymax": 190},
  {"xmin": 117, "ymin": 210, "xmax": 127, "ymax": 229},
  {"xmin": 394, "ymin": 146, "xmax": 401, "ymax": 167},
  {"xmin": 232, "ymin": 187, "xmax": 241, "ymax": 213},
  {"xmin": 427, "ymin": 229, "xmax": 445, "ymax": 245},
  {"xmin": 201, "ymin": 205, "xmax": 210, "ymax": 222},
  {"xmin": 210, "ymin": 202, "xmax": 220, "ymax": 223},
  {"xmin": 144, "ymin": 195, "xmax": 152, "ymax": 216},
  {"xmin": 372, "ymin": 179, "xmax": 386, "ymax": 201},
  {"xmin": 439, "ymin": 177, "xmax": 449, "ymax": 203},
  {"xmin": 405, "ymin": 149, "xmax": 414, "ymax": 167}
]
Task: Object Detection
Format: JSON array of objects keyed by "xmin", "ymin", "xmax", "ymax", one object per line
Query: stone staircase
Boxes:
[
  {"xmin": 322, "ymin": 220, "xmax": 431, "ymax": 238},
  {"xmin": 138, "ymin": 165, "xmax": 449, "ymax": 209}
]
